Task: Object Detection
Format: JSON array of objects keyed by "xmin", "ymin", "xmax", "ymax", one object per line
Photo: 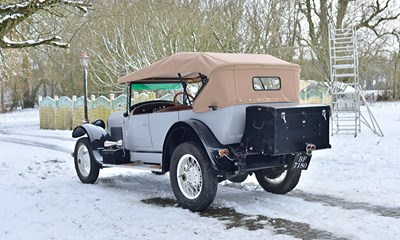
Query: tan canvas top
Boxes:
[{"xmin": 118, "ymin": 52, "xmax": 301, "ymax": 112}]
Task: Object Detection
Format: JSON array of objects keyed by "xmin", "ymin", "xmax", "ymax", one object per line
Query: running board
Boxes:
[{"xmin": 102, "ymin": 162, "xmax": 163, "ymax": 172}]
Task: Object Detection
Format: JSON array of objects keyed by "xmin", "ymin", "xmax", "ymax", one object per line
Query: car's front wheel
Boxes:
[
  {"xmin": 74, "ymin": 137, "xmax": 100, "ymax": 184},
  {"xmin": 255, "ymin": 168, "xmax": 301, "ymax": 194},
  {"xmin": 170, "ymin": 141, "xmax": 218, "ymax": 211}
]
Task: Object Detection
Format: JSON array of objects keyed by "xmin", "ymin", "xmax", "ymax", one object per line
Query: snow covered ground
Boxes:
[{"xmin": 0, "ymin": 102, "xmax": 399, "ymax": 240}]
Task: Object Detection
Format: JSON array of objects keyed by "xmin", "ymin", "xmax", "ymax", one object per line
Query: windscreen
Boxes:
[
  {"xmin": 131, "ymin": 82, "xmax": 203, "ymax": 103},
  {"xmin": 131, "ymin": 83, "xmax": 182, "ymax": 102}
]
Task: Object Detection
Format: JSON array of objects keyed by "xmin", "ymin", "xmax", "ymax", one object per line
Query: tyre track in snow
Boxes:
[
  {"xmin": 223, "ymin": 183, "xmax": 400, "ymax": 220},
  {"xmin": 0, "ymin": 136, "xmax": 72, "ymax": 154},
  {"xmin": 12, "ymin": 132, "xmax": 74, "ymax": 142},
  {"xmin": 0, "ymin": 130, "xmax": 74, "ymax": 142},
  {"xmin": 97, "ymin": 175, "xmax": 349, "ymax": 239},
  {"xmin": 289, "ymin": 190, "xmax": 400, "ymax": 219},
  {"xmin": 142, "ymin": 197, "xmax": 349, "ymax": 240}
]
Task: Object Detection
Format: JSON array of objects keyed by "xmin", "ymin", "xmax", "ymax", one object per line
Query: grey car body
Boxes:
[{"xmin": 72, "ymin": 52, "xmax": 331, "ymax": 211}]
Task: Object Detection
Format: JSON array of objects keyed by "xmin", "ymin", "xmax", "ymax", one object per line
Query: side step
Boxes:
[{"xmin": 102, "ymin": 162, "xmax": 163, "ymax": 172}]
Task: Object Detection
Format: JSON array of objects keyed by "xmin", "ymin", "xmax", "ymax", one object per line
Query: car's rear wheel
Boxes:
[
  {"xmin": 255, "ymin": 168, "xmax": 301, "ymax": 194},
  {"xmin": 74, "ymin": 137, "xmax": 100, "ymax": 184},
  {"xmin": 170, "ymin": 141, "xmax": 218, "ymax": 211}
]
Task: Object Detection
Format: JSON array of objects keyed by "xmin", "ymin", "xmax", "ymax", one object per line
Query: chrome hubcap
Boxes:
[
  {"xmin": 177, "ymin": 154, "xmax": 202, "ymax": 199},
  {"xmin": 77, "ymin": 144, "xmax": 91, "ymax": 177}
]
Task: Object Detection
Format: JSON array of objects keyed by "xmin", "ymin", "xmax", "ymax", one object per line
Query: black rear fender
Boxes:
[{"xmin": 162, "ymin": 120, "xmax": 233, "ymax": 173}]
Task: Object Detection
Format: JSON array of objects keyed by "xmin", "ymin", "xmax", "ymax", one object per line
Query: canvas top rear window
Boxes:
[{"xmin": 253, "ymin": 77, "xmax": 281, "ymax": 91}]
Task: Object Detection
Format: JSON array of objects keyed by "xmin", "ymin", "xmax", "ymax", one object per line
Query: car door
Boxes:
[
  {"xmin": 127, "ymin": 114, "xmax": 153, "ymax": 151},
  {"xmin": 148, "ymin": 111, "xmax": 179, "ymax": 152}
]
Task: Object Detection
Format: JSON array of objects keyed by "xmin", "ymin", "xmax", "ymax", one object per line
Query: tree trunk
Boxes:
[
  {"xmin": 394, "ymin": 53, "xmax": 399, "ymax": 99},
  {"xmin": 0, "ymin": 80, "xmax": 4, "ymax": 113},
  {"xmin": 336, "ymin": 0, "xmax": 350, "ymax": 29}
]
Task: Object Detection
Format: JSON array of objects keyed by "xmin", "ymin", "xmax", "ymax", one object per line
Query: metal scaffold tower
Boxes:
[{"xmin": 328, "ymin": 26, "xmax": 383, "ymax": 137}]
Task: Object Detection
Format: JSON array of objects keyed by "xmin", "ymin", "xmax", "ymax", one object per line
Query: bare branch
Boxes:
[
  {"xmin": 0, "ymin": 0, "xmax": 92, "ymax": 49},
  {"xmin": 0, "ymin": 35, "xmax": 68, "ymax": 48},
  {"xmin": 356, "ymin": 0, "xmax": 396, "ymax": 30}
]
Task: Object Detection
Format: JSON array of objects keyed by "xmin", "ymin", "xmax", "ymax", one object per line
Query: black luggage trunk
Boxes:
[{"xmin": 241, "ymin": 104, "xmax": 331, "ymax": 155}]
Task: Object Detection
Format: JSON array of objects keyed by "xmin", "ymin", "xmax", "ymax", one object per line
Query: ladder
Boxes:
[{"xmin": 328, "ymin": 26, "xmax": 383, "ymax": 137}]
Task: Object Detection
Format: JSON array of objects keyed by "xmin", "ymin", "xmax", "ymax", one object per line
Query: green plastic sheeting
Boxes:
[{"xmin": 131, "ymin": 83, "xmax": 181, "ymax": 91}]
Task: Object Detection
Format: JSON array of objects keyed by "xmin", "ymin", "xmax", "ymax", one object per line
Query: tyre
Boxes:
[
  {"xmin": 74, "ymin": 137, "xmax": 100, "ymax": 184},
  {"xmin": 170, "ymin": 141, "xmax": 218, "ymax": 211},
  {"xmin": 255, "ymin": 168, "xmax": 301, "ymax": 194}
]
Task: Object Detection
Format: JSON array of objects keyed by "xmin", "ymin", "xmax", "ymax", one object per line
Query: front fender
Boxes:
[{"xmin": 72, "ymin": 123, "xmax": 110, "ymax": 163}]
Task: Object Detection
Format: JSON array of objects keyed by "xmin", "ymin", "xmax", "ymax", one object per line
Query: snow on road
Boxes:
[{"xmin": 0, "ymin": 103, "xmax": 399, "ymax": 240}]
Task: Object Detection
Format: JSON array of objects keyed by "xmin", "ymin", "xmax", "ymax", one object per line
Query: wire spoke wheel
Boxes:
[
  {"xmin": 77, "ymin": 144, "xmax": 91, "ymax": 178},
  {"xmin": 74, "ymin": 137, "xmax": 100, "ymax": 184},
  {"xmin": 170, "ymin": 141, "xmax": 218, "ymax": 211},
  {"xmin": 177, "ymin": 154, "xmax": 203, "ymax": 199}
]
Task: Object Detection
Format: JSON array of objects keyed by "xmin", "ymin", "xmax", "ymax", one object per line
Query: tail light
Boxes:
[
  {"xmin": 218, "ymin": 148, "xmax": 230, "ymax": 157},
  {"xmin": 306, "ymin": 144, "xmax": 316, "ymax": 155}
]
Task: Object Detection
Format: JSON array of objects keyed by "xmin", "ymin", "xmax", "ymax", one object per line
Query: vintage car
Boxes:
[{"xmin": 72, "ymin": 52, "xmax": 330, "ymax": 211}]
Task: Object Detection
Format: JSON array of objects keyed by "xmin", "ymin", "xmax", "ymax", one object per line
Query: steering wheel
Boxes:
[{"xmin": 174, "ymin": 92, "xmax": 194, "ymax": 106}]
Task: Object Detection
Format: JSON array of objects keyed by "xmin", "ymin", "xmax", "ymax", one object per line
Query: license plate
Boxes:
[{"xmin": 291, "ymin": 154, "xmax": 311, "ymax": 170}]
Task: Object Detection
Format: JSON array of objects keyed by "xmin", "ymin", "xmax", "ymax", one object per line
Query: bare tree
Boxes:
[
  {"xmin": 241, "ymin": 0, "xmax": 301, "ymax": 60},
  {"xmin": 84, "ymin": 0, "xmax": 232, "ymax": 91},
  {"xmin": 299, "ymin": 0, "xmax": 400, "ymax": 82}
]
